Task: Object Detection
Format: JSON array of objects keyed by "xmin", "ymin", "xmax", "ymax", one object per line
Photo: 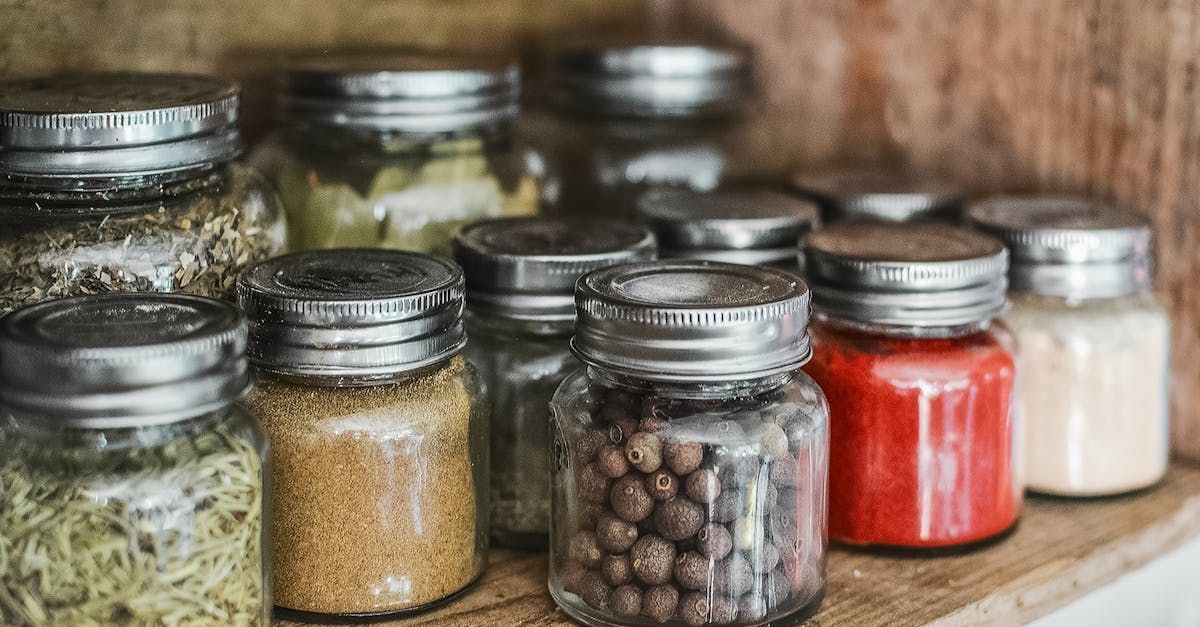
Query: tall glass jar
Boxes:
[
  {"xmin": 790, "ymin": 166, "xmax": 962, "ymax": 224},
  {"xmin": 253, "ymin": 53, "xmax": 538, "ymax": 257},
  {"xmin": 526, "ymin": 43, "xmax": 769, "ymax": 220},
  {"xmin": 238, "ymin": 249, "xmax": 487, "ymax": 620},
  {"xmin": 969, "ymin": 197, "xmax": 1171, "ymax": 496},
  {"xmin": 802, "ymin": 222, "xmax": 1020, "ymax": 549},
  {"xmin": 635, "ymin": 188, "xmax": 819, "ymax": 275},
  {"xmin": 0, "ymin": 72, "xmax": 287, "ymax": 313},
  {"xmin": 454, "ymin": 217, "xmax": 656, "ymax": 549},
  {"xmin": 0, "ymin": 293, "xmax": 269, "ymax": 626},
  {"xmin": 550, "ymin": 261, "xmax": 829, "ymax": 626}
]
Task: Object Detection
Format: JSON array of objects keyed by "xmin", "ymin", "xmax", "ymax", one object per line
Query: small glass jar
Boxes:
[
  {"xmin": 454, "ymin": 217, "xmax": 657, "ymax": 549},
  {"xmin": 550, "ymin": 261, "xmax": 829, "ymax": 626},
  {"xmin": 790, "ymin": 166, "xmax": 962, "ymax": 224},
  {"xmin": 0, "ymin": 72, "xmax": 287, "ymax": 314},
  {"xmin": 253, "ymin": 53, "xmax": 539, "ymax": 257},
  {"xmin": 635, "ymin": 188, "xmax": 819, "ymax": 275},
  {"xmin": 969, "ymin": 197, "xmax": 1171, "ymax": 496},
  {"xmin": 0, "ymin": 293, "xmax": 269, "ymax": 626},
  {"xmin": 238, "ymin": 249, "xmax": 487, "ymax": 620},
  {"xmin": 526, "ymin": 43, "xmax": 770, "ymax": 220},
  {"xmin": 802, "ymin": 222, "xmax": 1020, "ymax": 549}
]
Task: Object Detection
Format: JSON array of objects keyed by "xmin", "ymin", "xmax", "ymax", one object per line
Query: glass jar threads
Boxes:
[
  {"xmin": 550, "ymin": 261, "xmax": 829, "ymax": 626},
  {"xmin": 454, "ymin": 216, "xmax": 657, "ymax": 549},
  {"xmin": 635, "ymin": 188, "xmax": 820, "ymax": 274},
  {"xmin": 0, "ymin": 72, "xmax": 287, "ymax": 313},
  {"xmin": 527, "ymin": 43, "xmax": 765, "ymax": 219},
  {"xmin": 0, "ymin": 293, "xmax": 268, "ymax": 626},
  {"xmin": 968, "ymin": 197, "xmax": 1170, "ymax": 496},
  {"xmin": 790, "ymin": 166, "xmax": 962, "ymax": 224},
  {"xmin": 238, "ymin": 249, "xmax": 486, "ymax": 619},
  {"xmin": 803, "ymin": 222, "xmax": 1019, "ymax": 549},
  {"xmin": 254, "ymin": 53, "xmax": 538, "ymax": 257}
]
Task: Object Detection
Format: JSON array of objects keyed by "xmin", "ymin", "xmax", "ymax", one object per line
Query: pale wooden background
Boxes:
[{"xmin": 4, "ymin": 0, "xmax": 1199, "ymax": 458}]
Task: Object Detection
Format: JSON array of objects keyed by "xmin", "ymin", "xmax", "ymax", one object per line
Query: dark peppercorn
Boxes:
[
  {"xmin": 641, "ymin": 397, "xmax": 669, "ymax": 422},
  {"xmin": 607, "ymin": 413, "xmax": 640, "ymax": 445},
  {"xmin": 780, "ymin": 552, "xmax": 805, "ymax": 593},
  {"xmin": 579, "ymin": 501, "xmax": 606, "ymax": 530},
  {"xmin": 579, "ymin": 463, "xmax": 612, "ymax": 503},
  {"xmin": 568, "ymin": 530, "xmax": 602, "ymax": 568},
  {"xmin": 768, "ymin": 566, "xmax": 791, "ymax": 606},
  {"xmin": 663, "ymin": 440, "xmax": 704, "ymax": 475},
  {"xmin": 561, "ymin": 561, "xmax": 586, "ymax": 595},
  {"xmin": 596, "ymin": 514, "xmax": 639, "ymax": 553},
  {"xmin": 611, "ymin": 584, "xmax": 643, "ymax": 617},
  {"xmin": 597, "ymin": 444, "xmax": 631, "ymax": 478},
  {"xmin": 753, "ymin": 422, "xmax": 790, "ymax": 460},
  {"xmin": 769, "ymin": 454, "xmax": 799, "ymax": 487},
  {"xmin": 696, "ymin": 523, "xmax": 733, "ymax": 559},
  {"xmin": 678, "ymin": 591, "xmax": 711, "ymax": 626},
  {"xmin": 768, "ymin": 508, "xmax": 800, "ymax": 552},
  {"xmin": 714, "ymin": 557, "xmax": 755, "ymax": 596},
  {"xmin": 710, "ymin": 490, "xmax": 743, "ymax": 524},
  {"xmin": 705, "ymin": 420, "xmax": 744, "ymax": 439},
  {"xmin": 782, "ymin": 418, "xmax": 811, "ymax": 452},
  {"xmin": 646, "ymin": 468, "xmax": 679, "ymax": 501},
  {"xmin": 578, "ymin": 428, "xmax": 608, "ymax": 464},
  {"xmin": 738, "ymin": 595, "xmax": 767, "ymax": 622},
  {"xmin": 640, "ymin": 414, "xmax": 669, "ymax": 434},
  {"xmin": 602, "ymin": 553, "xmax": 633, "ymax": 586},
  {"xmin": 776, "ymin": 487, "xmax": 798, "ymax": 511},
  {"xmin": 630, "ymin": 534, "xmax": 676, "ymax": 585},
  {"xmin": 626, "ymin": 432, "xmax": 664, "ymax": 473},
  {"xmin": 580, "ymin": 571, "xmax": 612, "ymax": 611},
  {"xmin": 611, "ymin": 474, "xmax": 655, "ymax": 522},
  {"xmin": 654, "ymin": 497, "xmax": 705, "ymax": 541},
  {"xmin": 641, "ymin": 584, "xmax": 679, "ymax": 623},
  {"xmin": 710, "ymin": 596, "xmax": 738, "ymax": 624},
  {"xmin": 685, "ymin": 468, "xmax": 721, "ymax": 504},
  {"xmin": 764, "ymin": 482, "xmax": 779, "ymax": 510},
  {"xmin": 673, "ymin": 551, "xmax": 713, "ymax": 590},
  {"xmin": 746, "ymin": 542, "xmax": 781, "ymax": 572}
]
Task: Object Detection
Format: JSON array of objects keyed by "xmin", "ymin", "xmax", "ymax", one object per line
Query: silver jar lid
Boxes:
[
  {"xmin": 804, "ymin": 222, "xmax": 1008, "ymax": 327},
  {"xmin": 237, "ymin": 249, "xmax": 465, "ymax": 378},
  {"xmin": 281, "ymin": 52, "xmax": 520, "ymax": 132},
  {"xmin": 572, "ymin": 261, "xmax": 811, "ymax": 382},
  {"xmin": 636, "ymin": 188, "xmax": 819, "ymax": 264},
  {"xmin": 0, "ymin": 72, "xmax": 241, "ymax": 178},
  {"xmin": 967, "ymin": 196, "xmax": 1153, "ymax": 298},
  {"xmin": 0, "ymin": 294, "xmax": 248, "ymax": 428},
  {"xmin": 791, "ymin": 167, "xmax": 962, "ymax": 222},
  {"xmin": 454, "ymin": 217, "xmax": 657, "ymax": 322},
  {"xmin": 549, "ymin": 43, "xmax": 754, "ymax": 117}
]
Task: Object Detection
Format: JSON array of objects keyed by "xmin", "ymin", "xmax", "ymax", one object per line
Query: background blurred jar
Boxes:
[
  {"xmin": 525, "ymin": 43, "xmax": 771, "ymax": 220},
  {"xmin": 969, "ymin": 197, "xmax": 1170, "ymax": 497},
  {"xmin": 790, "ymin": 166, "xmax": 963, "ymax": 224},
  {"xmin": 253, "ymin": 52, "xmax": 539, "ymax": 257},
  {"xmin": 0, "ymin": 72, "xmax": 286, "ymax": 313}
]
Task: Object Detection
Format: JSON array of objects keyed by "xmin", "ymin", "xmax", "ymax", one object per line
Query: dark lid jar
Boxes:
[
  {"xmin": 968, "ymin": 197, "xmax": 1170, "ymax": 497},
  {"xmin": 790, "ymin": 166, "xmax": 962, "ymax": 223},
  {"xmin": 453, "ymin": 216, "xmax": 655, "ymax": 549},
  {"xmin": 801, "ymin": 221, "xmax": 1020, "ymax": 549},
  {"xmin": 0, "ymin": 293, "xmax": 268, "ymax": 625},
  {"xmin": 549, "ymin": 261, "xmax": 829, "ymax": 626},
  {"xmin": 237, "ymin": 248, "xmax": 486, "ymax": 619},
  {"xmin": 0, "ymin": 72, "xmax": 286, "ymax": 313},
  {"xmin": 253, "ymin": 53, "xmax": 539, "ymax": 257}
]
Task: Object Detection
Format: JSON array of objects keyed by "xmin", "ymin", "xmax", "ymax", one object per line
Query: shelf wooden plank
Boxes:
[{"xmin": 272, "ymin": 462, "xmax": 1200, "ymax": 626}]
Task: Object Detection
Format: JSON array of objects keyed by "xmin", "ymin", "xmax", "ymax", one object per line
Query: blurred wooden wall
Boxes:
[{"xmin": 4, "ymin": 0, "xmax": 1200, "ymax": 458}]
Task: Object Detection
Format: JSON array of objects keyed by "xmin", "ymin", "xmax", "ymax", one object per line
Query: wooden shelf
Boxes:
[{"xmin": 273, "ymin": 462, "xmax": 1200, "ymax": 626}]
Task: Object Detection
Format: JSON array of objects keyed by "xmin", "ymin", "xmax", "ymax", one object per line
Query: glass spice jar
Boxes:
[
  {"xmin": 0, "ymin": 293, "xmax": 269, "ymax": 626},
  {"xmin": 0, "ymin": 72, "xmax": 287, "ymax": 314},
  {"xmin": 802, "ymin": 222, "xmax": 1020, "ymax": 549},
  {"xmin": 968, "ymin": 197, "xmax": 1170, "ymax": 497},
  {"xmin": 635, "ymin": 188, "xmax": 820, "ymax": 275},
  {"xmin": 253, "ymin": 53, "xmax": 539, "ymax": 257},
  {"xmin": 790, "ymin": 166, "xmax": 963, "ymax": 224},
  {"xmin": 550, "ymin": 261, "xmax": 829, "ymax": 626},
  {"xmin": 453, "ymin": 216, "xmax": 657, "ymax": 549},
  {"xmin": 238, "ymin": 248, "xmax": 487, "ymax": 620},
  {"xmin": 526, "ymin": 43, "xmax": 769, "ymax": 220}
]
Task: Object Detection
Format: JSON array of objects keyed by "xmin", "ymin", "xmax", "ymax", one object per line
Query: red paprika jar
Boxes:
[{"xmin": 802, "ymin": 222, "xmax": 1020, "ymax": 549}]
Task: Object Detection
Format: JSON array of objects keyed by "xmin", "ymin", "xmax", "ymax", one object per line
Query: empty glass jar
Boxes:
[
  {"xmin": 0, "ymin": 293, "xmax": 268, "ymax": 626},
  {"xmin": 790, "ymin": 166, "xmax": 962, "ymax": 224},
  {"xmin": 550, "ymin": 261, "xmax": 829, "ymax": 626}
]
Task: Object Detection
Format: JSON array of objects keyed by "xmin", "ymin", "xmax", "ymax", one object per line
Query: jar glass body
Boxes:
[
  {"xmin": 0, "ymin": 163, "xmax": 286, "ymax": 313},
  {"xmin": 253, "ymin": 121, "xmax": 539, "ymax": 257},
  {"xmin": 804, "ymin": 317, "xmax": 1020, "ymax": 549},
  {"xmin": 465, "ymin": 313, "xmax": 577, "ymax": 549},
  {"xmin": 548, "ymin": 367, "xmax": 829, "ymax": 626},
  {"xmin": 1004, "ymin": 290, "xmax": 1170, "ymax": 496},
  {"xmin": 0, "ymin": 404, "xmax": 269, "ymax": 626},
  {"xmin": 242, "ymin": 356, "xmax": 488, "ymax": 618}
]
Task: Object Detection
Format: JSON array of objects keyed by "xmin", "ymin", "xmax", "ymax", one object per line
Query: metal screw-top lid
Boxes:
[
  {"xmin": 636, "ymin": 188, "xmax": 820, "ymax": 265},
  {"xmin": 0, "ymin": 72, "xmax": 241, "ymax": 178},
  {"xmin": 804, "ymin": 222, "xmax": 1008, "ymax": 327},
  {"xmin": 237, "ymin": 249, "xmax": 465, "ymax": 378},
  {"xmin": 966, "ymin": 196, "xmax": 1153, "ymax": 298},
  {"xmin": 549, "ymin": 43, "xmax": 755, "ymax": 118},
  {"xmin": 281, "ymin": 52, "xmax": 520, "ymax": 131},
  {"xmin": 0, "ymin": 294, "xmax": 247, "ymax": 427},
  {"xmin": 453, "ymin": 217, "xmax": 657, "ymax": 322},
  {"xmin": 572, "ymin": 261, "xmax": 811, "ymax": 382},
  {"xmin": 791, "ymin": 167, "xmax": 963, "ymax": 222}
]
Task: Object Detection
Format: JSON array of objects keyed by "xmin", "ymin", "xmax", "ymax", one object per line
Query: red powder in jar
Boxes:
[{"xmin": 804, "ymin": 321, "xmax": 1020, "ymax": 548}]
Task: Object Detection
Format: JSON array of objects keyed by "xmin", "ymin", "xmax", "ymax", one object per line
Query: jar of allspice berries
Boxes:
[
  {"xmin": 550, "ymin": 261, "xmax": 830, "ymax": 626},
  {"xmin": 238, "ymin": 249, "xmax": 487, "ymax": 620}
]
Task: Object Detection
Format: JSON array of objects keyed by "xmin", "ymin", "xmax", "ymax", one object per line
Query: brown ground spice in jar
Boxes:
[{"xmin": 244, "ymin": 356, "xmax": 481, "ymax": 615}]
